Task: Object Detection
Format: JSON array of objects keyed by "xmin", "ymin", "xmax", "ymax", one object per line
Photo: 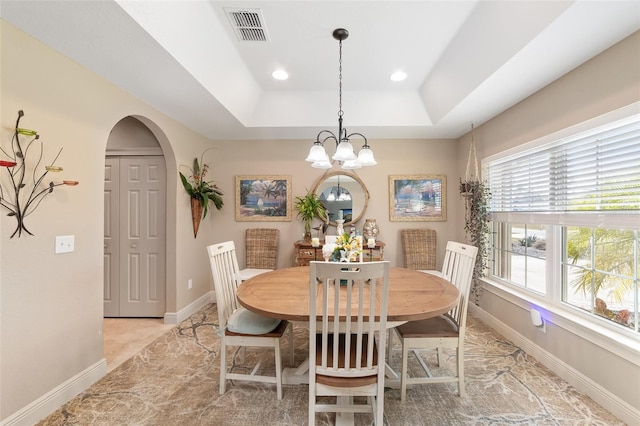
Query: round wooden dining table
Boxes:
[{"xmin": 236, "ymin": 265, "xmax": 459, "ymax": 323}]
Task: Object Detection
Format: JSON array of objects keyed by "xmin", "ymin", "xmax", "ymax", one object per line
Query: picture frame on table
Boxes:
[
  {"xmin": 389, "ymin": 174, "xmax": 447, "ymax": 221},
  {"xmin": 235, "ymin": 175, "xmax": 292, "ymax": 221}
]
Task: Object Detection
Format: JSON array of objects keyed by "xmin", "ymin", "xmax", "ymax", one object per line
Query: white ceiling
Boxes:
[{"xmin": 2, "ymin": 1, "xmax": 639, "ymax": 140}]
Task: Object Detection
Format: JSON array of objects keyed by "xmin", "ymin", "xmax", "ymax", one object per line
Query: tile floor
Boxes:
[{"xmin": 103, "ymin": 317, "xmax": 174, "ymax": 372}]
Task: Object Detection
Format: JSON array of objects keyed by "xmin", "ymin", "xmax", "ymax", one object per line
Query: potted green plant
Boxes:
[
  {"xmin": 179, "ymin": 150, "xmax": 224, "ymax": 237},
  {"xmin": 294, "ymin": 190, "xmax": 327, "ymax": 242}
]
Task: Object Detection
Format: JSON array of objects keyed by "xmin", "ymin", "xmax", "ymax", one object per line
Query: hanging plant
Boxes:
[
  {"xmin": 460, "ymin": 125, "xmax": 491, "ymax": 304},
  {"xmin": 179, "ymin": 149, "xmax": 224, "ymax": 237}
]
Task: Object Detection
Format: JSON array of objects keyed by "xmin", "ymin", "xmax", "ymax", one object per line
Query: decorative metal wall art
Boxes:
[{"xmin": 0, "ymin": 110, "xmax": 78, "ymax": 237}]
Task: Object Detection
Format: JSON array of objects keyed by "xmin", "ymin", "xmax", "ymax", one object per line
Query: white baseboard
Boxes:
[
  {"xmin": 1, "ymin": 359, "xmax": 107, "ymax": 426},
  {"xmin": 469, "ymin": 304, "xmax": 640, "ymax": 426},
  {"xmin": 163, "ymin": 291, "xmax": 214, "ymax": 325}
]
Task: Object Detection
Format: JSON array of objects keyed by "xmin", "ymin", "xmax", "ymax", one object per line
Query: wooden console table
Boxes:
[{"xmin": 294, "ymin": 239, "xmax": 385, "ymax": 266}]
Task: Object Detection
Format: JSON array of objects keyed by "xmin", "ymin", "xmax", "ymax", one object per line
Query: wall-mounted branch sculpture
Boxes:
[{"xmin": 0, "ymin": 110, "xmax": 78, "ymax": 238}]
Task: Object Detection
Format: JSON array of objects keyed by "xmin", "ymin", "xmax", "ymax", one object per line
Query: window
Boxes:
[
  {"xmin": 492, "ymin": 222, "xmax": 548, "ymax": 295},
  {"xmin": 564, "ymin": 227, "xmax": 638, "ymax": 331},
  {"xmin": 485, "ymin": 105, "xmax": 640, "ymax": 335}
]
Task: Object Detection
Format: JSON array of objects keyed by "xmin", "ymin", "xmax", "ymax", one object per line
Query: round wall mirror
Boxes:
[{"xmin": 313, "ymin": 171, "xmax": 369, "ymax": 226}]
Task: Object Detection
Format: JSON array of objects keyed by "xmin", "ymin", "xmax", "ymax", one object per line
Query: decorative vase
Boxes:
[
  {"xmin": 336, "ymin": 219, "xmax": 345, "ymax": 237},
  {"xmin": 302, "ymin": 219, "xmax": 313, "ymax": 242},
  {"xmin": 190, "ymin": 197, "xmax": 203, "ymax": 238},
  {"xmin": 362, "ymin": 218, "xmax": 379, "ymax": 240}
]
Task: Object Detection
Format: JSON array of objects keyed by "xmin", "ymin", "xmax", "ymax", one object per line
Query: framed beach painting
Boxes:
[
  {"xmin": 389, "ymin": 174, "xmax": 447, "ymax": 221},
  {"xmin": 235, "ymin": 175, "xmax": 292, "ymax": 221}
]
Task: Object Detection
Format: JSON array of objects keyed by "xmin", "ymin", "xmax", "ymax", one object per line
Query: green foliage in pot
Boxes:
[
  {"xmin": 294, "ymin": 191, "xmax": 327, "ymax": 239},
  {"xmin": 460, "ymin": 178, "xmax": 491, "ymax": 304},
  {"xmin": 179, "ymin": 151, "xmax": 224, "ymax": 219}
]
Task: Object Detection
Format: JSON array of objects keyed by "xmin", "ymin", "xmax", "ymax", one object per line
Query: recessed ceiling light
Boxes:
[
  {"xmin": 272, "ymin": 69, "xmax": 289, "ymax": 80},
  {"xmin": 390, "ymin": 71, "xmax": 407, "ymax": 82}
]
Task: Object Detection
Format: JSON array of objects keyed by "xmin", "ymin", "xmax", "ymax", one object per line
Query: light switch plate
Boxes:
[{"xmin": 55, "ymin": 235, "xmax": 74, "ymax": 254}]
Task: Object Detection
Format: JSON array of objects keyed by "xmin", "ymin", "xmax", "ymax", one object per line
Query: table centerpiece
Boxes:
[{"xmin": 322, "ymin": 232, "xmax": 362, "ymax": 263}]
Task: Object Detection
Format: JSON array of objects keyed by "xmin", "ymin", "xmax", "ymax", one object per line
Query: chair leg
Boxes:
[
  {"xmin": 375, "ymin": 381, "xmax": 384, "ymax": 425},
  {"xmin": 308, "ymin": 381, "xmax": 315, "ymax": 426},
  {"xmin": 240, "ymin": 346, "xmax": 246, "ymax": 363},
  {"xmin": 386, "ymin": 329, "xmax": 393, "ymax": 361},
  {"xmin": 436, "ymin": 347, "xmax": 443, "ymax": 367},
  {"xmin": 288, "ymin": 323, "xmax": 295, "ymax": 365},
  {"xmin": 274, "ymin": 338, "xmax": 283, "ymax": 400},
  {"xmin": 400, "ymin": 339, "xmax": 409, "ymax": 401},
  {"xmin": 457, "ymin": 346, "xmax": 465, "ymax": 397},
  {"xmin": 219, "ymin": 342, "xmax": 227, "ymax": 395}
]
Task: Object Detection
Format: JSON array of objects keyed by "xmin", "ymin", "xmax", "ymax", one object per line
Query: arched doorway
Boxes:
[{"xmin": 104, "ymin": 117, "xmax": 166, "ymax": 317}]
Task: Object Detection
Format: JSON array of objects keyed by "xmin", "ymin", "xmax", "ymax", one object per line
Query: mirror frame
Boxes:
[{"xmin": 313, "ymin": 170, "xmax": 369, "ymax": 226}]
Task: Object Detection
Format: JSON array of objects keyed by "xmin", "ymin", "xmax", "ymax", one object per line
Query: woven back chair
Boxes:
[
  {"xmin": 239, "ymin": 228, "xmax": 279, "ymax": 281},
  {"xmin": 246, "ymin": 228, "xmax": 279, "ymax": 269},
  {"xmin": 401, "ymin": 229, "xmax": 437, "ymax": 271}
]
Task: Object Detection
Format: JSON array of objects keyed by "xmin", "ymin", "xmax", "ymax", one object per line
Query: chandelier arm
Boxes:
[
  {"xmin": 321, "ymin": 134, "xmax": 339, "ymax": 147},
  {"xmin": 346, "ymin": 132, "xmax": 369, "ymax": 147},
  {"xmin": 315, "ymin": 130, "xmax": 338, "ymax": 144}
]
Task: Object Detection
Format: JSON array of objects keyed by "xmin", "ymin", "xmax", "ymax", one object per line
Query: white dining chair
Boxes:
[
  {"xmin": 389, "ymin": 241, "xmax": 477, "ymax": 400},
  {"xmin": 308, "ymin": 261, "xmax": 390, "ymax": 425},
  {"xmin": 207, "ymin": 241, "xmax": 293, "ymax": 400}
]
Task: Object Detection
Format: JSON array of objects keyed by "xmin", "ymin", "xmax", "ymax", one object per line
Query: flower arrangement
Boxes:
[{"xmin": 330, "ymin": 232, "xmax": 363, "ymax": 262}]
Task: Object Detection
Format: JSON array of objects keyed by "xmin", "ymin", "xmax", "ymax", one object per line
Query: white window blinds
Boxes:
[{"xmin": 487, "ymin": 112, "xmax": 640, "ymax": 226}]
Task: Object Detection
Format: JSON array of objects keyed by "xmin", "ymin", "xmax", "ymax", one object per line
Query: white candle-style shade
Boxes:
[
  {"xmin": 305, "ymin": 143, "xmax": 328, "ymax": 162},
  {"xmin": 341, "ymin": 159, "xmax": 362, "ymax": 169},
  {"xmin": 332, "ymin": 140, "xmax": 357, "ymax": 161},
  {"xmin": 357, "ymin": 146, "xmax": 377, "ymax": 166},
  {"xmin": 311, "ymin": 153, "xmax": 332, "ymax": 169}
]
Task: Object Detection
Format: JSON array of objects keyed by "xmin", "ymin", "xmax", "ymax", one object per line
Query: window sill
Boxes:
[{"xmin": 480, "ymin": 278, "xmax": 640, "ymax": 366}]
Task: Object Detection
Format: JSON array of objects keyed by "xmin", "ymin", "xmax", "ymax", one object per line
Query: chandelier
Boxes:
[
  {"xmin": 305, "ymin": 28, "xmax": 377, "ymax": 170},
  {"xmin": 325, "ymin": 175, "xmax": 352, "ymax": 201}
]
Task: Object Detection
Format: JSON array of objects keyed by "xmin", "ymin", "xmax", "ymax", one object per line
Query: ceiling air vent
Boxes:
[{"xmin": 225, "ymin": 8, "xmax": 269, "ymax": 42}]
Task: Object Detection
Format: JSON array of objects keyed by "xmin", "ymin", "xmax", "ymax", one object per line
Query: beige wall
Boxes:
[
  {"xmin": 0, "ymin": 20, "xmax": 462, "ymax": 421},
  {"xmin": 467, "ymin": 30, "xmax": 640, "ymax": 419},
  {"xmin": 206, "ymin": 137, "xmax": 462, "ymax": 270},
  {"xmin": 1, "ymin": 21, "xmax": 216, "ymax": 421}
]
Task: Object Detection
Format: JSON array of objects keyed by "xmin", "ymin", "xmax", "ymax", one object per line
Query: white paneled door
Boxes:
[{"xmin": 104, "ymin": 156, "xmax": 166, "ymax": 317}]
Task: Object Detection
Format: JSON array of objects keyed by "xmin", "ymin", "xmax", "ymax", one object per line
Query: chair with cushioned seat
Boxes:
[
  {"xmin": 239, "ymin": 228, "xmax": 279, "ymax": 281},
  {"xmin": 308, "ymin": 261, "xmax": 390, "ymax": 425},
  {"xmin": 390, "ymin": 241, "xmax": 477, "ymax": 400},
  {"xmin": 207, "ymin": 240, "xmax": 293, "ymax": 399}
]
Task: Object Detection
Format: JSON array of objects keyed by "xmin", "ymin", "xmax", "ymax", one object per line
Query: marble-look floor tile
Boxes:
[{"xmin": 39, "ymin": 304, "xmax": 625, "ymax": 426}]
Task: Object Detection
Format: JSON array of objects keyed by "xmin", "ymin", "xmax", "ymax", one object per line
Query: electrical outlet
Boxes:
[
  {"xmin": 188, "ymin": 279, "xmax": 193, "ymax": 290},
  {"xmin": 55, "ymin": 235, "xmax": 75, "ymax": 254}
]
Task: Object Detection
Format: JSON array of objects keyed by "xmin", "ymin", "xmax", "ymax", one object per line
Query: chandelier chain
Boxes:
[
  {"xmin": 304, "ymin": 28, "xmax": 376, "ymax": 169},
  {"xmin": 338, "ymin": 39, "xmax": 343, "ymax": 120}
]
